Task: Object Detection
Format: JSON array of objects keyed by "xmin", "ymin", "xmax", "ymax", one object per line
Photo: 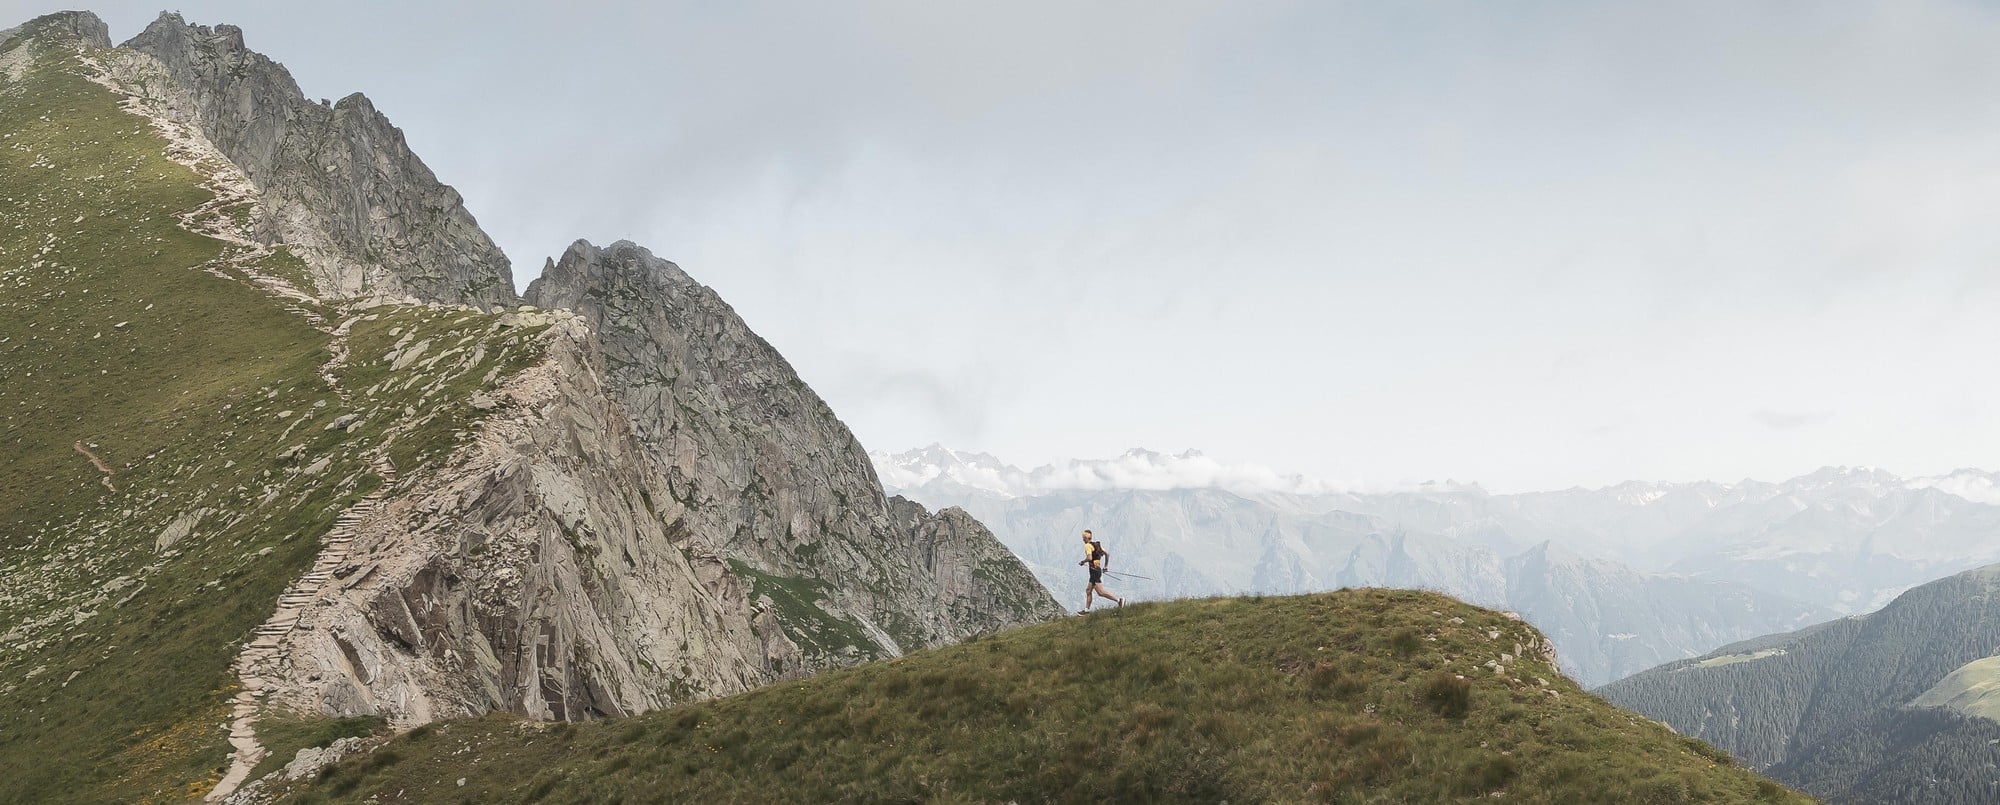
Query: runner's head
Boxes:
[{"xmin": 1081, "ymin": 529, "xmax": 1093, "ymax": 542}]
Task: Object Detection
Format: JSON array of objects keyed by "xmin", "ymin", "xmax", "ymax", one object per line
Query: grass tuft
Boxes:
[{"xmin": 1420, "ymin": 671, "xmax": 1474, "ymax": 718}]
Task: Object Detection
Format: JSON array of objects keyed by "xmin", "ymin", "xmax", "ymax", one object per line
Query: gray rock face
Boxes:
[
  {"xmin": 257, "ymin": 246, "xmax": 1063, "ymax": 729},
  {"xmin": 12, "ymin": 11, "xmax": 109, "ymax": 50},
  {"xmin": 272, "ymin": 316, "xmax": 791, "ymax": 725},
  {"xmin": 114, "ymin": 13, "xmax": 516, "ymax": 308},
  {"xmin": 885, "ymin": 497, "xmax": 1067, "ymax": 633},
  {"xmin": 526, "ymin": 240, "xmax": 1063, "ymax": 662}
]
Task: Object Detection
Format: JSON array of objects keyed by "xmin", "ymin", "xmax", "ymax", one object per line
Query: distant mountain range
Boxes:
[
  {"xmin": 1600, "ymin": 563, "xmax": 2000, "ymax": 804},
  {"xmin": 876, "ymin": 446, "xmax": 2000, "ymax": 686}
]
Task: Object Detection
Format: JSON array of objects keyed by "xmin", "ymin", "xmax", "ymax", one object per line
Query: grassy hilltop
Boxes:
[{"xmin": 276, "ymin": 589, "xmax": 1807, "ymax": 804}]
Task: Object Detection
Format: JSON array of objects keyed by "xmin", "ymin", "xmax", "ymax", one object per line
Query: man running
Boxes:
[{"xmin": 1077, "ymin": 529, "xmax": 1123, "ymax": 614}]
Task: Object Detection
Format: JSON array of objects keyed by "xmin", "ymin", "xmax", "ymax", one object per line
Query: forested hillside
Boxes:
[{"xmin": 1601, "ymin": 563, "xmax": 2000, "ymax": 804}]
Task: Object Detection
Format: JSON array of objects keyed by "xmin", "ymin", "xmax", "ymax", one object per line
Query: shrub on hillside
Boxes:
[{"xmin": 1421, "ymin": 671, "xmax": 1473, "ymax": 718}]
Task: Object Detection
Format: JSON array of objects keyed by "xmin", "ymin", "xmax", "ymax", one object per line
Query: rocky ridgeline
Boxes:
[
  {"xmin": 526, "ymin": 240, "xmax": 1066, "ymax": 661},
  {"xmin": 106, "ymin": 13, "xmax": 517, "ymax": 308},
  {"xmin": 2, "ymin": 11, "xmax": 1061, "ymax": 802}
]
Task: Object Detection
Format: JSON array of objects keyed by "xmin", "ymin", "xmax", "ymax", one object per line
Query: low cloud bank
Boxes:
[{"xmin": 873, "ymin": 445, "xmax": 1365, "ymax": 498}]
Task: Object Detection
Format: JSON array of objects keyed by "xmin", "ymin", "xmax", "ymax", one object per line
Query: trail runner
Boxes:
[{"xmin": 1077, "ymin": 529, "xmax": 1123, "ymax": 614}]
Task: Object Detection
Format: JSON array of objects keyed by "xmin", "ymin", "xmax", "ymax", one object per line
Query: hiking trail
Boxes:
[
  {"xmin": 75, "ymin": 52, "xmax": 386, "ymax": 803},
  {"xmin": 70, "ymin": 441, "xmax": 114, "ymax": 491},
  {"xmin": 209, "ymin": 453, "xmax": 397, "ymax": 801}
]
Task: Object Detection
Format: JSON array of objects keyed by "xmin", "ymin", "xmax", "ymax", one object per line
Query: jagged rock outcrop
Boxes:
[
  {"xmin": 264, "ymin": 313, "xmax": 791, "ymax": 726},
  {"xmin": 526, "ymin": 240, "xmax": 1064, "ymax": 659},
  {"xmin": 885, "ymin": 496, "xmax": 1068, "ymax": 631},
  {"xmin": 108, "ymin": 12, "xmax": 516, "ymax": 308},
  {"xmin": 4, "ymin": 8, "xmax": 107, "ymax": 49},
  {"xmin": 257, "ymin": 248, "xmax": 1064, "ymax": 729}
]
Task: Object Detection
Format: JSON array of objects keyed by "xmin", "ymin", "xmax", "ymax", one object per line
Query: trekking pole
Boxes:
[{"xmin": 1104, "ymin": 570, "xmax": 1153, "ymax": 581}]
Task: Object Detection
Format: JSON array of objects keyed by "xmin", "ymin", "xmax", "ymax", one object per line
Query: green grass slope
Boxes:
[
  {"xmin": 1910, "ymin": 655, "xmax": 2000, "ymax": 723},
  {"xmin": 0, "ymin": 15, "xmax": 544, "ymax": 802},
  {"xmin": 277, "ymin": 590, "xmax": 1806, "ymax": 804}
]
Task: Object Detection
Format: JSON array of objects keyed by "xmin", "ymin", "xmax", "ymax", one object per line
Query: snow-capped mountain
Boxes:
[
  {"xmin": 870, "ymin": 445, "xmax": 1358, "ymax": 500},
  {"xmin": 876, "ymin": 447, "xmax": 2000, "ymax": 685}
]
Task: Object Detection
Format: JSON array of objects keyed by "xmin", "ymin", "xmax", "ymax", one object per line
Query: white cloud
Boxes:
[{"xmin": 874, "ymin": 446, "xmax": 1362, "ymax": 498}]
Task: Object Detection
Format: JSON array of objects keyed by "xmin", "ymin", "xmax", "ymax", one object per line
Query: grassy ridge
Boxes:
[
  {"xmin": 0, "ymin": 18, "xmax": 543, "ymax": 802},
  {"xmin": 0, "ymin": 19, "xmax": 347, "ymax": 801},
  {"xmin": 279, "ymin": 590, "xmax": 1808, "ymax": 803}
]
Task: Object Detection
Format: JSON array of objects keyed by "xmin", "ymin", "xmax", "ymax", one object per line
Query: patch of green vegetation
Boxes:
[
  {"xmin": 0, "ymin": 19, "xmax": 546, "ymax": 803},
  {"xmin": 275, "ymin": 590, "xmax": 1811, "ymax": 804},
  {"xmin": 260, "ymin": 245, "xmax": 316, "ymax": 297},
  {"xmin": 727, "ymin": 559, "xmax": 882, "ymax": 660},
  {"xmin": 334, "ymin": 305, "xmax": 547, "ymax": 476},
  {"xmin": 876, "ymin": 609, "xmax": 930, "ymax": 655},
  {"xmin": 975, "ymin": 556, "xmax": 1059, "ymax": 621},
  {"xmin": 249, "ymin": 714, "xmax": 388, "ymax": 782}
]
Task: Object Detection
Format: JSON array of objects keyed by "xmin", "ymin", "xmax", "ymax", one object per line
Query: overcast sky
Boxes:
[{"xmin": 19, "ymin": 1, "xmax": 2000, "ymax": 491}]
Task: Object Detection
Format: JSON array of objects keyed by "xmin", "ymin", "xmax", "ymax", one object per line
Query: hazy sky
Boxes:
[{"xmin": 18, "ymin": 1, "xmax": 2000, "ymax": 491}]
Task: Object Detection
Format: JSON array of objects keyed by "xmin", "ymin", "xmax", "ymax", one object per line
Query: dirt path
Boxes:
[{"xmin": 71, "ymin": 441, "xmax": 115, "ymax": 491}]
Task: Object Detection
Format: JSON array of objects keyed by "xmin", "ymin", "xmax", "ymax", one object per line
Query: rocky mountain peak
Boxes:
[
  {"xmin": 109, "ymin": 12, "xmax": 519, "ymax": 308},
  {"xmin": 9, "ymin": 10, "xmax": 111, "ymax": 49},
  {"xmin": 526, "ymin": 238, "xmax": 699, "ymax": 302},
  {"xmin": 524, "ymin": 236, "xmax": 1060, "ymax": 660},
  {"xmin": 128, "ymin": 11, "xmax": 246, "ymax": 55}
]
